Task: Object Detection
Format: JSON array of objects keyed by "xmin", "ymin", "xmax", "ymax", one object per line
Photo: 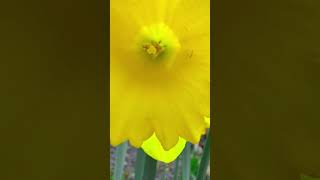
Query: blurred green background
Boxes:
[{"xmin": 213, "ymin": 0, "xmax": 320, "ymax": 179}]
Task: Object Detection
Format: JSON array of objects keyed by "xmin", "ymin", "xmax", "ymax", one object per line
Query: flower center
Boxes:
[
  {"xmin": 142, "ymin": 41, "xmax": 165, "ymax": 59},
  {"xmin": 136, "ymin": 23, "xmax": 180, "ymax": 62}
]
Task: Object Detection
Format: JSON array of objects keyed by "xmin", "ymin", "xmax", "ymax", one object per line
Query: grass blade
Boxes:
[
  {"xmin": 134, "ymin": 148, "xmax": 146, "ymax": 180},
  {"xmin": 114, "ymin": 141, "xmax": 128, "ymax": 180},
  {"xmin": 196, "ymin": 130, "xmax": 211, "ymax": 180}
]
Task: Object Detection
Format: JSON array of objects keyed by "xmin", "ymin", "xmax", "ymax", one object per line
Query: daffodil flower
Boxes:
[{"xmin": 111, "ymin": 0, "xmax": 210, "ymax": 163}]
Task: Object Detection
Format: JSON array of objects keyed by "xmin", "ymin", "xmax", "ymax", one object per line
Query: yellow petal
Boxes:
[
  {"xmin": 110, "ymin": 0, "xmax": 210, "ymax": 163},
  {"xmin": 141, "ymin": 133, "xmax": 186, "ymax": 163},
  {"xmin": 205, "ymin": 116, "xmax": 211, "ymax": 128}
]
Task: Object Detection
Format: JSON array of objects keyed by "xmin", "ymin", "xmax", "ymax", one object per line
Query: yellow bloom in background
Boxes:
[{"xmin": 111, "ymin": 0, "xmax": 210, "ymax": 163}]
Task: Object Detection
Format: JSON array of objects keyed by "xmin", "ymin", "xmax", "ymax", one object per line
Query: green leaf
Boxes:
[
  {"xmin": 142, "ymin": 154, "xmax": 157, "ymax": 180},
  {"xmin": 190, "ymin": 155, "xmax": 199, "ymax": 177},
  {"xmin": 182, "ymin": 143, "xmax": 191, "ymax": 180},
  {"xmin": 174, "ymin": 156, "xmax": 180, "ymax": 180},
  {"xmin": 196, "ymin": 129, "xmax": 211, "ymax": 180},
  {"xmin": 114, "ymin": 142, "xmax": 128, "ymax": 180},
  {"xmin": 134, "ymin": 149, "xmax": 146, "ymax": 180}
]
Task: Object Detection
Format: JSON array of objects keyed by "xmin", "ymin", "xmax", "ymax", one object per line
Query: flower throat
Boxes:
[
  {"xmin": 136, "ymin": 23, "xmax": 180, "ymax": 62},
  {"xmin": 143, "ymin": 41, "xmax": 165, "ymax": 59}
]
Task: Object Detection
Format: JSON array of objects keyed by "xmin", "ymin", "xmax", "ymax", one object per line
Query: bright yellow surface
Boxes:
[
  {"xmin": 111, "ymin": 0, "xmax": 210, "ymax": 163},
  {"xmin": 141, "ymin": 134, "xmax": 186, "ymax": 163}
]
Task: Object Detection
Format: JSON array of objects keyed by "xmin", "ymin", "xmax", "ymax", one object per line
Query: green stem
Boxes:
[
  {"xmin": 134, "ymin": 149, "xmax": 146, "ymax": 180},
  {"xmin": 182, "ymin": 143, "xmax": 191, "ymax": 180},
  {"xmin": 142, "ymin": 154, "xmax": 157, "ymax": 180},
  {"xmin": 173, "ymin": 156, "xmax": 180, "ymax": 180},
  {"xmin": 114, "ymin": 141, "xmax": 128, "ymax": 180},
  {"xmin": 196, "ymin": 130, "xmax": 211, "ymax": 180}
]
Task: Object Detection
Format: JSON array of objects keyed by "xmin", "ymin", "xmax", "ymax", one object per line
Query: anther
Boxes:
[{"xmin": 143, "ymin": 41, "xmax": 165, "ymax": 58}]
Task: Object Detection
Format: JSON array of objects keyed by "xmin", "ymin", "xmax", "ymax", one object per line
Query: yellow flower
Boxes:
[{"xmin": 111, "ymin": 0, "xmax": 210, "ymax": 163}]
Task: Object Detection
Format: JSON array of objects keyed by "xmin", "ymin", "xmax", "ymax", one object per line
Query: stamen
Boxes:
[
  {"xmin": 143, "ymin": 41, "xmax": 165, "ymax": 58},
  {"xmin": 137, "ymin": 23, "xmax": 180, "ymax": 62}
]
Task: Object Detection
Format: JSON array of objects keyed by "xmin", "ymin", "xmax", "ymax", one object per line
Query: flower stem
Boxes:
[
  {"xmin": 196, "ymin": 129, "xmax": 211, "ymax": 180},
  {"xmin": 114, "ymin": 141, "xmax": 128, "ymax": 180},
  {"xmin": 134, "ymin": 149, "xmax": 146, "ymax": 180},
  {"xmin": 174, "ymin": 156, "xmax": 180, "ymax": 180},
  {"xmin": 182, "ymin": 143, "xmax": 191, "ymax": 180},
  {"xmin": 142, "ymin": 154, "xmax": 157, "ymax": 180}
]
